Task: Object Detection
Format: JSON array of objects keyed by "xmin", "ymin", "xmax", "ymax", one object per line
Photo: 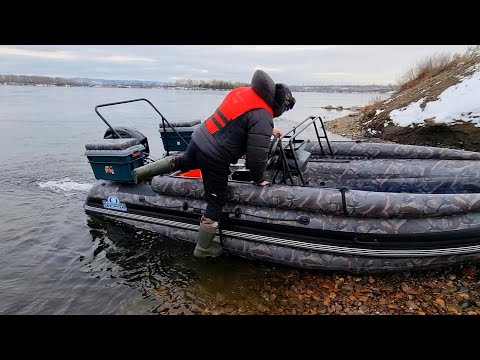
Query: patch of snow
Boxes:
[
  {"xmin": 389, "ymin": 65, "xmax": 480, "ymax": 127},
  {"xmin": 367, "ymin": 128, "xmax": 381, "ymax": 135}
]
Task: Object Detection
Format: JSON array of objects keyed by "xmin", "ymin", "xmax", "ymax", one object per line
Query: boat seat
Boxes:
[
  {"xmin": 85, "ymin": 138, "xmax": 141, "ymax": 150},
  {"xmin": 168, "ymin": 119, "xmax": 201, "ymax": 127}
]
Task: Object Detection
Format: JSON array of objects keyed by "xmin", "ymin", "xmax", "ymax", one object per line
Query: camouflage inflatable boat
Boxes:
[{"xmin": 84, "ymin": 99, "xmax": 480, "ymax": 273}]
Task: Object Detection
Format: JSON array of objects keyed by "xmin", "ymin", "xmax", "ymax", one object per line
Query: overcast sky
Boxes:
[{"xmin": 0, "ymin": 45, "xmax": 473, "ymax": 85}]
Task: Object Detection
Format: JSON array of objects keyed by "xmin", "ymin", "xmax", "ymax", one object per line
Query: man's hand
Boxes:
[
  {"xmin": 272, "ymin": 128, "xmax": 283, "ymax": 138},
  {"xmin": 252, "ymin": 180, "xmax": 269, "ymax": 186}
]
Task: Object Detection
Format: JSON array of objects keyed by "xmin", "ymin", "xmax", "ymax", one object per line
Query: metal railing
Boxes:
[
  {"xmin": 94, "ymin": 98, "xmax": 189, "ymax": 155},
  {"xmin": 270, "ymin": 115, "xmax": 332, "ymax": 185}
]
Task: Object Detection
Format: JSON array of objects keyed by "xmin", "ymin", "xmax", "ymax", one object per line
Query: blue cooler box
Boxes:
[
  {"xmin": 158, "ymin": 120, "xmax": 201, "ymax": 151},
  {"xmin": 85, "ymin": 138, "xmax": 145, "ymax": 182}
]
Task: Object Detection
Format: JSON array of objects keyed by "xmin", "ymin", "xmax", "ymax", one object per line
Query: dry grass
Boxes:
[
  {"xmin": 396, "ymin": 46, "xmax": 480, "ymax": 93},
  {"xmin": 368, "ymin": 95, "xmax": 385, "ymax": 106},
  {"xmin": 397, "ymin": 53, "xmax": 457, "ymax": 92},
  {"xmin": 361, "ymin": 96, "xmax": 385, "ymax": 119}
]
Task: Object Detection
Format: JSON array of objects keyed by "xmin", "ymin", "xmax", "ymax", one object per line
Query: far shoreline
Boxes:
[{"xmin": 0, "ymin": 82, "xmax": 394, "ymax": 95}]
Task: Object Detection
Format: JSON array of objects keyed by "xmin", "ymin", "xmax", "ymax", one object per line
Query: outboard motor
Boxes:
[{"xmin": 104, "ymin": 126, "xmax": 150, "ymax": 157}]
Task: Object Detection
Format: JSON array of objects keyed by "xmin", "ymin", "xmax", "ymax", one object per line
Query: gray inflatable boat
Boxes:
[{"xmin": 84, "ymin": 98, "xmax": 480, "ymax": 273}]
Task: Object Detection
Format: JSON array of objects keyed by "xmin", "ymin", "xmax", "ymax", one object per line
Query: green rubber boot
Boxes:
[
  {"xmin": 132, "ymin": 155, "xmax": 181, "ymax": 184},
  {"xmin": 193, "ymin": 217, "xmax": 223, "ymax": 258}
]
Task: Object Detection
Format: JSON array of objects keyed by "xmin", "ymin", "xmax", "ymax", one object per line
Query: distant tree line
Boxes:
[
  {"xmin": 0, "ymin": 74, "xmax": 250, "ymax": 90},
  {"xmin": 174, "ymin": 79, "xmax": 249, "ymax": 90},
  {"xmin": 0, "ymin": 74, "xmax": 77, "ymax": 86}
]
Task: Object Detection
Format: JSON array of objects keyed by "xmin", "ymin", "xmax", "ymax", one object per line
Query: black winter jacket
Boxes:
[
  {"xmin": 190, "ymin": 69, "xmax": 288, "ymax": 183},
  {"xmin": 191, "ymin": 107, "xmax": 273, "ymax": 182}
]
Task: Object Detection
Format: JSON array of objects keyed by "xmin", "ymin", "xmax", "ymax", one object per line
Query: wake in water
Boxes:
[{"xmin": 38, "ymin": 177, "xmax": 94, "ymax": 195}]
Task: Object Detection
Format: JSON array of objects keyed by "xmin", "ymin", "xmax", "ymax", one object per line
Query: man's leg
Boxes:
[
  {"xmin": 192, "ymin": 162, "xmax": 230, "ymax": 258},
  {"xmin": 176, "ymin": 141, "xmax": 198, "ymax": 172},
  {"xmin": 132, "ymin": 142, "xmax": 198, "ymax": 183}
]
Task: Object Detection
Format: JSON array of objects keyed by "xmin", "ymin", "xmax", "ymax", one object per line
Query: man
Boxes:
[
  {"xmin": 133, "ymin": 70, "xmax": 296, "ymax": 257},
  {"xmin": 182, "ymin": 69, "xmax": 295, "ymax": 258}
]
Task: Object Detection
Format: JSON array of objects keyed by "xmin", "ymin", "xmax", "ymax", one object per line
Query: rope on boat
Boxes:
[{"xmin": 340, "ymin": 187, "xmax": 349, "ymax": 215}]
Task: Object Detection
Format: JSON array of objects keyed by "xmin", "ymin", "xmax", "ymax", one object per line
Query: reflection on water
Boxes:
[
  {"xmin": 86, "ymin": 216, "xmax": 305, "ymax": 314},
  {"xmin": 86, "ymin": 216, "xmax": 198, "ymax": 314}
]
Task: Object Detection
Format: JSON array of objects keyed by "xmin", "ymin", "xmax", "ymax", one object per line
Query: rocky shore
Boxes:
[
  {"xmin": 324, "ymin": 113, "xmax": 366, "ymax": 140},
  {"xmin": 182, "ymin": 259, "xmax": 480, "ymax": 315},
  {"xmin": 324, "ymin": 112, "xmax": 397, "ymax": 144}
]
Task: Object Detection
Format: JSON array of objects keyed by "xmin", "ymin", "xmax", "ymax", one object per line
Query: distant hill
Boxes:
[
  {"xmin": 0, "ymin": 75, "xmax": 173, "ymax": 88},
  {"xmin": 289, "ymin": 84, "xmax": 394, "ymax": 93},
  {"xmin": 71, "ymin": 77, "xmax": 172, "ymax": 87}
]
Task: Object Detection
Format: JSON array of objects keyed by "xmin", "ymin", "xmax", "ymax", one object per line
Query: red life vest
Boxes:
[{"xmin": 204, "ymin": 87, "xmax": 274, "ymax": 134}]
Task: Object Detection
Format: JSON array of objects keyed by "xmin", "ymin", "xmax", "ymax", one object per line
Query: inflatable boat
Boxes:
[{"xmin": 84, "ymin": 98, "xmax": 480, "ymax": 273}]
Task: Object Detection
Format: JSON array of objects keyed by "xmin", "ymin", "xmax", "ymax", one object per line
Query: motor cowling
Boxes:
[{"xmin": 103, "ymin": 126, "xmax": 150, "ymax": 156}]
